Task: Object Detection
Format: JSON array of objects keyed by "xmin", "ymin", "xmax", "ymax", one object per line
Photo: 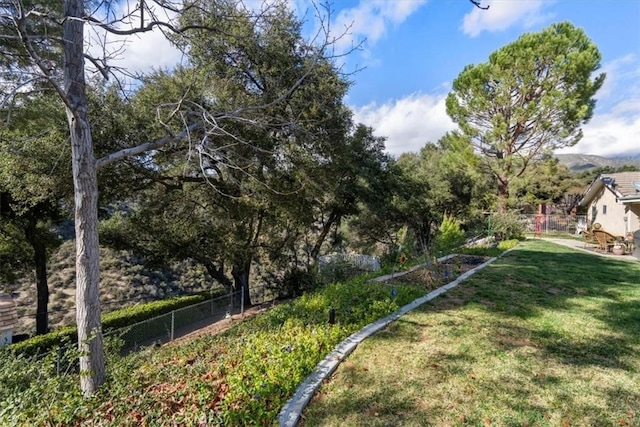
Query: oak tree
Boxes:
[
  {"xmin": 0, "ymin": 92, "xmax": 71, "ymax": 335},
  {"xmin": 1, "ymin": 0, "xmax": 351, "ymax": 394}
]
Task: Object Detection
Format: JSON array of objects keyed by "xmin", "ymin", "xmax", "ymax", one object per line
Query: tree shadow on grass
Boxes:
[
  {"xmin": 595, "ymin": 298, "xmax": 640, "ymax": 343},
  {"xmin": 377, "ymin": 241, "xmax": 640, "ymax": 371},
  {"xmin": 304, "ymin": 241, "xmax": 640, "ymax": 424},
  {"xmin": 305, "ymin": 333, "xmax": 622, "ymax": 426}
]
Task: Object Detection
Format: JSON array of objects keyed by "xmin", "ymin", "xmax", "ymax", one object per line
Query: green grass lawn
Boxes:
[{"xmin": 303, "ymin": 240, "xmax": 640, "ymax": 426}]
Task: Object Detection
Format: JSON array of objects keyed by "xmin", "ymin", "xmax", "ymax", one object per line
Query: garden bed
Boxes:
[{"xmin": 388, "ymin": 255, "xmax": 491, "ymax": 291}]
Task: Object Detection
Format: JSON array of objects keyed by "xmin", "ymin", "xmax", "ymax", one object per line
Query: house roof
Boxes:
[
  {"xmin": 579, "ymin": 171, "xmax": 640, "ymax": 206},
  {"xmin": 0, "ymin": 293, "xmax": 17, "ymax": 331}
]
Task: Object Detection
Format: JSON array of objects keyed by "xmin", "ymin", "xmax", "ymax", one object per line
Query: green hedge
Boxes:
[
  {"xmin": 458, "ymin": 239, "xmax": 519, "ymax": 257},
  {"xmin": 10, "ymin": 291, "xmax": 222, "ymax": 356}
]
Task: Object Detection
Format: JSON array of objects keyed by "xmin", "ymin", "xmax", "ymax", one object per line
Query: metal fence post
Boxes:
[
  {"xmin": 240, "ymin": 287, "xmax": 244, "ymax": 316},
  {"xmin": 229, "ymin": 290, "xmax": 233, "ymax": 316},
  {"xmin": 170, "ymin": 310, "xmax": 175, "ymax": 341}
]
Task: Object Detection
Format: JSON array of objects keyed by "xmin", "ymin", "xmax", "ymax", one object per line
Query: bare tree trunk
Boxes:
[
  {"xmin": 64, "ymin": 0, "xmax": 104, "ymax": 395},
  {"xmin": 232, "ymin": 261, "xmax": 252, "ymax": 307},
  {"xmin": 310, "ymin": 210, "xmax": 339, "ymax": 260}
]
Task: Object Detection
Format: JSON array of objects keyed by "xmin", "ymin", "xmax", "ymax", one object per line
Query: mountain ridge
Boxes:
[{"xmin": 554, "ymin": 153, "xmax": 640, "ymax": 172}]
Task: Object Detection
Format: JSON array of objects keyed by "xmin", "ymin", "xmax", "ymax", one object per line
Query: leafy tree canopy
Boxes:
[{"xmin": 446, "ymin": 22, "xmax": 605, "ymax": 209}]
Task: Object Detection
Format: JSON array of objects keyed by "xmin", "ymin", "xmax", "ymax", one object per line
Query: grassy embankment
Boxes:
[{"xmin": 304, "ymin": 239, "xmax": 640, "ymax": 426}]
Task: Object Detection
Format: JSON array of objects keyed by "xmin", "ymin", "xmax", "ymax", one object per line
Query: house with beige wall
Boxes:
[{"xmin": 579, "ymin": 172, "xmax": 640, "ymax": 237}]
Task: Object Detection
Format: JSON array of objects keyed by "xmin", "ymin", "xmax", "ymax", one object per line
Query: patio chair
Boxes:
[
  {"xmin": 592, "ymin": 229, "xmax": 624, "ymax": 253},
  {"xmin": 582, "ymin": 230, "xmax": 598, "ymax": 248}
]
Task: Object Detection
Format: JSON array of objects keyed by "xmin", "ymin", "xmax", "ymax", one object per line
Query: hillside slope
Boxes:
[
  {"xmin": 555, "ymin": 153, "xmax": 640, "ymax": 172},
  {"xmin": 5, "ymin": 241, "xmax": 215, "ymax": 335}
]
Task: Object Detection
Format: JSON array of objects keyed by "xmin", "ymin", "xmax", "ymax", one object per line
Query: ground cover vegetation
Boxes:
[
  {"xmin": 0, "ymin": 0, "xmax": 608, "ymax": 410},
  {"xmin": 304, "ymin": 240, "xmax": 640, "ymax": 426},
  {"xmin": 0, "ymin": 273, "xmax": 429, "ymax": 425}
]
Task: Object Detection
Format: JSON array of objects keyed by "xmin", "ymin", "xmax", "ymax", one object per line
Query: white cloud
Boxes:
[
  {"xmin": 331, "ymin": 0, "xmax": 428, "ymax": 55},
  {"xmin": 557, "ymin": 54, "xmax": 640, "ymax": 158},
  {"xmin": 352, "ymin": 93, "xmax": 456, "ymax": 156},
  {"xmin": 85, "ymin": 1, "xmax": 185, "ymax": 78},
  {"xmin": 461, "ymin": 0, "xmax": 552, "ymax": 37},
  {"xmin": 596, "ymin": 54, "xmax": 639, "ymax": 108},
  {"xmin": 557, "ymin": 113, "xmax": 640, "ymax": 158}
]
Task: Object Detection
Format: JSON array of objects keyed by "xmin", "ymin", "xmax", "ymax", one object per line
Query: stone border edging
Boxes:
[{"xmin": 277, "ymin": 253, "xmax": 500, "ymax": 426}]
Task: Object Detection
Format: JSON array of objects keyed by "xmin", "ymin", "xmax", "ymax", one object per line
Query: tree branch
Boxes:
[
  {"xmin": 95, "ymin": 121, "xmax": 202, "ymax": 169},
  {"xmin": 469, "ymin": 0, "xmax": 490, "ymax": 10}
]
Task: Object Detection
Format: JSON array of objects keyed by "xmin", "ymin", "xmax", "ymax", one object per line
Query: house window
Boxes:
[{"xmin": 603, "ymin": 205, "xmax": 607, "ymax": 215}]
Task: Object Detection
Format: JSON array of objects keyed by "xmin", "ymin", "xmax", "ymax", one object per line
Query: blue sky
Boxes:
[
  {"xmin": 94, "ymin": 0, "xmax": 640, "ymax": 158},
  {"xmin": 325, "ymin": 0, "xmax": 640, "ymax": 158}
]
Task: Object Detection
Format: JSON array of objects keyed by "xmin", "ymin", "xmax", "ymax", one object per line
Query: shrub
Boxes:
[
  {"xmin": 459, "ymin": 239, "xmax": 519, "ymax": 257},
  {"xmin": 380, "ymin": 225, "xmax": 418, "ymax": 269},
  {"xmin": 8, "ymin": 326, "xmax": 78, "ymax": 357},
  {"xmin": 488, "ymin": 211, "xmax": 526, "ymax": 241},
  {"xmin": 273, "ymin": 268, "xmax": 319, "ymax": 298},
  {"xmin": 433, "ymin": 214, "xmax": 466, "ymax": 256},
  {"xmin": 498, "ymin": 239, "xmax": 519, "ymax": 251},
  {"xmin": 317, "ymin": 255, "xmax": 366, "ymax": 285}
]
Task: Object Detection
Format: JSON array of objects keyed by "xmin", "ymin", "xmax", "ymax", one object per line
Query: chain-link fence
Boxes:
[
  {"xmin": 519, "ymin": 214, "xmax": 587, "ymax": 235},
  {"xmin": 17, "ymin": 281, "xmax": 283, "ymax": 376},
  {"xmin": 104, "ymin": 290, "xmax": 242, "ymax": 352},
  {"xmin": 103, "ymin": 281, "xmax": 282, "ymax": 352}
]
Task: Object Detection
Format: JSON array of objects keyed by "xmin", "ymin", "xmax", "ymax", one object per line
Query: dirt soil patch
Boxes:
[{"xmin": 388, "ymin": 255, "xmax": 491, "ymax": 291}]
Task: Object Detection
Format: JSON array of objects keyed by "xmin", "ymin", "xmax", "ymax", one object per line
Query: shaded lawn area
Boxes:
[{"xmin": 303, "ymin": 240, "xmax": 640, "ymax": 426}]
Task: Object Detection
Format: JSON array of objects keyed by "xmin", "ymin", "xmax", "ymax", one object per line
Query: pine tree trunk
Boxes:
[
  {"xmin": 497, "ymin": 177, "xmax": 510, "ymax": 213},
  {"xmin": 63, "ymin": 0, "xmax": 105, "ymax": 395}
]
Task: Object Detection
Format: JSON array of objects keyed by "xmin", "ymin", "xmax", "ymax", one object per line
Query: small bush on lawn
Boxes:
[
  {"xmin": 0, "ymin": 276, "xmax": 424, "ymax": 425},
  {"xmin": 489, "ymin": 211, "xmax": 526, "ymax": 240},
  {"xmin": 497, "ymin": 239, "xmax": 519, "ymax": 251}
]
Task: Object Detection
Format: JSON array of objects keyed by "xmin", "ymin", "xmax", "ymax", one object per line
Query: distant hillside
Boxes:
[
  {"xmin": 4, "ymin": 241, "xmax": 216, "ymax": 335},
  {"xmin": 555, "ymin": 153, "xmax": 640, "ymax": 173}
]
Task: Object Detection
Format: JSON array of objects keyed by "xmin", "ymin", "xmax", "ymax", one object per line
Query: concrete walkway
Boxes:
[{"xmin": 541, "ymin": 237, "xmax": 640, "ymax": 262}]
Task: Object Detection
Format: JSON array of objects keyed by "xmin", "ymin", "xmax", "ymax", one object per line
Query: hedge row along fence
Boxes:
[{"xmin": 9, "ymin": 290, "xmax": 225, "ymax": 357}]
